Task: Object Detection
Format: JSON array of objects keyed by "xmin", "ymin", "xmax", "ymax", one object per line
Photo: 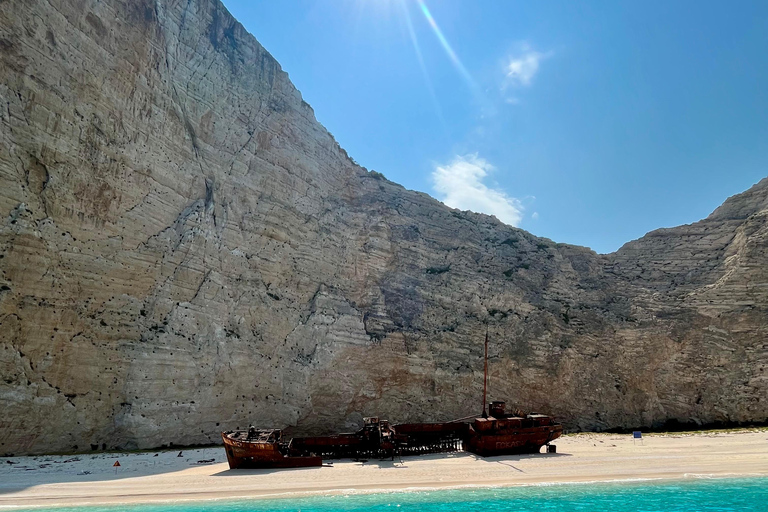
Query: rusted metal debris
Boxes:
[
  {"xmin": 221, "ymin": 427, "xmax": 321, "ymax": 469},
  {"xmin": 222, "ymin": 332, "xmax": 562, "ymax": 469},
  {"xmin": 222, "ymin": 405, "xmax": 563, "ymax": 469}
]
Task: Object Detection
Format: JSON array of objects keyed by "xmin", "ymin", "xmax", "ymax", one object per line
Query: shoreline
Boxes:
[
  {"xmin": 2, "ymin": 474, "xmax": 767, "ymax": 511},
  {"xmin": 1, "ymin": 430, "xmax": 767, "ymax": 509},
  {"xmin": 3, "ymin": 475, "xmax": 767, "ymax": 511}
]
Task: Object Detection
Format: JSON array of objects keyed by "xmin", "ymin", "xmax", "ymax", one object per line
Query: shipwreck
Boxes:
[{"xmin": 222, "ymin": 333, "xmax": 563, "ymax": 469}]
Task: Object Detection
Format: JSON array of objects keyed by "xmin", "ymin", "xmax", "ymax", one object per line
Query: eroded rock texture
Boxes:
[{"xmin": 0, "ymin": 0, "xmax": 766, "ymax": 454}]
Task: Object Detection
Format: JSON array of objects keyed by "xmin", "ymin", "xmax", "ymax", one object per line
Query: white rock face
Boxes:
[{"xmin": 0, "ymin": 0, "xmax": 766, "ymax": 454}]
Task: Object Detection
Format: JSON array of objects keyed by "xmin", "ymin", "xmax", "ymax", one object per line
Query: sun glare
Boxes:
[{"xmin": 414, "ymin": 0, "xmax": 476, "ymax": 88}]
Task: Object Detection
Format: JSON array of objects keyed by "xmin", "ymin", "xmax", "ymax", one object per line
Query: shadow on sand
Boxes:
[
  {"xmin": 0, "ymin": 447, "xmax": 226, "ymax": 495},
  {"xmin": 1, "ymin": 448, "xmax": 573, "ymax": 495},
  {"xmin": 211, "ymin": 450, "xmax": 572, "ymax": 476}
]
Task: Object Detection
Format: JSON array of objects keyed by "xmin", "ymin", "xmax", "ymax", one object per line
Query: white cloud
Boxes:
[
  {"xmin": 432, "ymin": 154, "xmax": 523, "ymax": 226},
  {"xmin": 503, "ymin": 44, "xmax": 550, "ymax": 89},
  {"xmin": 531, "ymin": 211, "xmax": 539, "ymax": 220},
  {"xmin": 506, "ymin": 53, "xmax": 540, "ymax": 87}
]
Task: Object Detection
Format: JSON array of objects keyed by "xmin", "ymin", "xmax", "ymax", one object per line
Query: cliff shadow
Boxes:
[{"xmin": 0, "ymin": 447, "xmax": 227, "ymax": 495}]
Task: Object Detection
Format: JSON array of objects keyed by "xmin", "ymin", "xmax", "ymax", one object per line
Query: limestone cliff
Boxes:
[{"xmin": 0, "ymin": 0, "xmax": 766, "ymax": 454}]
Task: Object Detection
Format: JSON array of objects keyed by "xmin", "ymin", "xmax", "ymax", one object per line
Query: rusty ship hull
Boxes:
[
  {"xmin": 222, "ymin": 410, "xmax": 561, "ymax": 469},
  {"xmin": 465, "ymin": 402, "xmax": 563, "ymax": 456},
  {"xmin": 466, "ymin": 422, "xmax": 563, "ymax": 456},
  {"xmin": 222, "ymin": 430, "xmax": 321, "ymax": 469},
  {"xmin": 466, "ymin": 426, "xmax": 563, "ymax": 456}
]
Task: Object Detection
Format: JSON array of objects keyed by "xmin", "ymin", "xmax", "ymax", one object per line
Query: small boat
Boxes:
[{"xmin": 221, "ymin": 427, "xmax": 322, "ymax": 469}]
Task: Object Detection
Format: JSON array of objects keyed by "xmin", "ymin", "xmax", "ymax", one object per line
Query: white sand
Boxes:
[{"xmin": 1, "ymin": 430, "xmax": 767, "ymax": 508}]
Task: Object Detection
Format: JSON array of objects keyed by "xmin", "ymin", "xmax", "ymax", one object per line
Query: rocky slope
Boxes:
[{"xmin": 0, "ymin": 0, "xmax": 766, "ymax": 455}]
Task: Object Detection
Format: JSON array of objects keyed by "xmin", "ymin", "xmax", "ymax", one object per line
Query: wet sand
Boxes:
[{"xmin": 1, "ymin": 430, "xmax": 767, "ymax": 508}]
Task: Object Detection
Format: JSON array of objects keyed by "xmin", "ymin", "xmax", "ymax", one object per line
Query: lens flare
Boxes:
[
  {"xmin": 398, "ymin": 0, "xmax": 446, "ymax": 127},
  {"xmin": 416, "ymin": 0, "xmax": 475, "ymax": 89}
]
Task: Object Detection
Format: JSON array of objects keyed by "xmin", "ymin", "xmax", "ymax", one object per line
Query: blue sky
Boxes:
[{"xmin": 220, "ymin": 0, "xmax": 768, "ymax": 253}]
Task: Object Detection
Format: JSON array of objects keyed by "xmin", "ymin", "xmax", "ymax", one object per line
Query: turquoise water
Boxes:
[{"xmin": 16, "ymin": 478, "xmax": 768, "ymax": 512}]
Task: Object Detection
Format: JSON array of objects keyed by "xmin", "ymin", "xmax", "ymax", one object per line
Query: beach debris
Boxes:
[
  {"xmin": 196, "ymin": 458, "xmax": 216, "ymax": 464},
  {"xmin": 154, "ymin": 453, "xmax": 159, "ymax": 457},
  {"xmin": 77, "ymin": 470, "xmax": 91, "ymax": 475},
  {"xmin": 177, "ymin": 451, "xmax": 183, "ymax": 457},
  {"xmin": 6, "ymin": 460, "xmax": 17, "ymax": 465}
]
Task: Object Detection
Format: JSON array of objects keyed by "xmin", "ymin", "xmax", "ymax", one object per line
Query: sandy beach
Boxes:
[{"xmin": 1, "ymin": 430, "xmax": 767, "ymax": 509}]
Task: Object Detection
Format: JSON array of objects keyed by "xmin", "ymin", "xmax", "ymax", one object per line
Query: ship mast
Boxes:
[{"xmin": 482, "ymin": 328, "xmax": 489, "ymax": 417}]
